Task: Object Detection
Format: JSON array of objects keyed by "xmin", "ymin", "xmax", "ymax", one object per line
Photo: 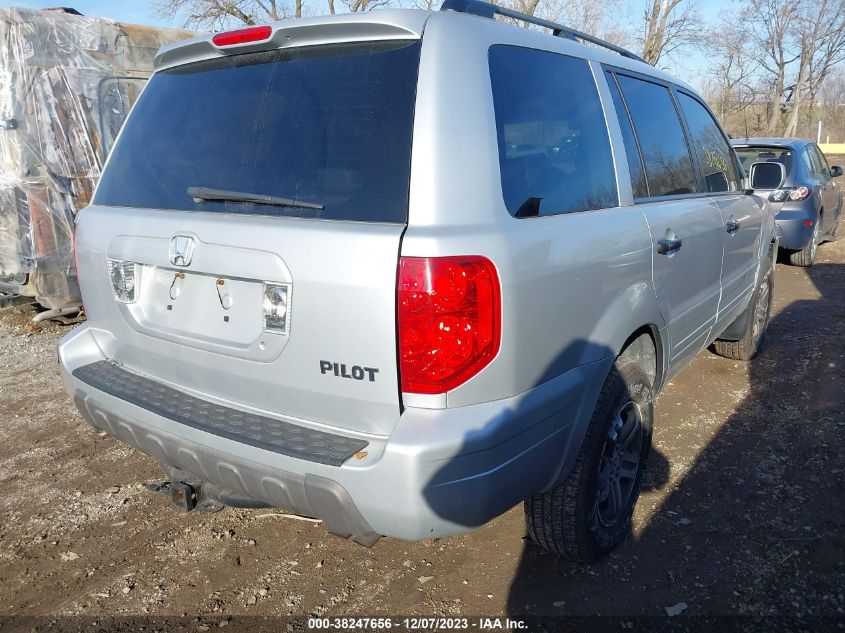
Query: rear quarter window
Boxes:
[
  {"xmin": 489, "ymin": 45, "xmax": 618, "ymax": 218},
  {"xmin": 94, "ymin": 41, "xmax": 421, "ymax": 223}
]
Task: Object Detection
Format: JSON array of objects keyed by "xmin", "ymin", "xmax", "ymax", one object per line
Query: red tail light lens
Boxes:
[
  {"xmin": 212, "ymin": 26, "xmax": 273, "ymax": 47},
  {"xmin": 398, "ymin": 256, "xmax": 501, "ymax": 394}
]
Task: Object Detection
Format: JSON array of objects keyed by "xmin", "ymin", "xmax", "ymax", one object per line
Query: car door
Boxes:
[
  {"xmin": 675, "ymin": 91, "xmax": 762, "ymax": 328},
  {"xmin": 609, "ymin": 73, "xmax": 724, "ymax": 373},
  {"xmin": 810, "ymin": 144, "xmax": 841, "ymax": 231}
]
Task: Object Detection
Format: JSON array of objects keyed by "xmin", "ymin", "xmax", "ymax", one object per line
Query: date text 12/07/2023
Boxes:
[{"xmin": 307, "ymin": 617, "xmax": 529, "ymax": 630}]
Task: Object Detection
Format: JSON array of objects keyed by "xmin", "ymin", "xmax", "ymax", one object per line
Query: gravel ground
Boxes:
[{"xmin": 1, "ymin": 199, "xmax": 844, "ymax": 631}]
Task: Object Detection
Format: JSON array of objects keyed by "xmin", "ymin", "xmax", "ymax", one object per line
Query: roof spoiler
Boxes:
[{"xmin": 154, "ymin": 14, "xmax": 426, "ymax": 71}]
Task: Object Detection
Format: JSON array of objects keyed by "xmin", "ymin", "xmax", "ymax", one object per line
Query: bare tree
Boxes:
[
  {"xmin": 638, "ymin": 0, "xmax": 701, "ymax": 66},
  {"xmin": 491, "ymin": 0, "xmax": 625, "ymax": 44},
  {"xmin": 702, "ymin": 13, "xmax": 760, "ymax": 123},
  {"xmin": 806, "ymin": 1, "xmax": 845, "ymax": 104},
  {"xmin": 343, "ymin": 0, "xmax": 393, "ymax": 11},
  {"xmin": 545, "ymin": 0, "xmax": 625, "ymax": 42},
  {"xmin": 818, "ymin": 69, "xmax": 845, "ymax": 141},
  {"xmin": 743, "ymin": 0, "xmax": 802, "ymax": 134},
  {"xmin": 782, "ymin": 0, "xmax": 845, "ymax": 135},
  {"xmin": 155, "ymin": 0, "xmax": 289, "ymax": 29}
]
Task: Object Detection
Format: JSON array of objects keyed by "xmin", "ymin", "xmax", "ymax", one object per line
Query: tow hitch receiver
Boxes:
[
  {"xmin": 146, "ymin": 475, "xmax": 268, "ymax": 514},
  {"xmin": 170, "ymin": 481, "xmax": 195, "ymax": 512},
  {"xmin": 146, "ymin": 481, "xmax": 199, "ymax": 512}
]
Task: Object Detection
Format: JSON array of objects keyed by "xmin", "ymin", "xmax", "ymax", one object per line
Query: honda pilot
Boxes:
[{"xmin": 60, "ymin": 0, "xmax": 777, "ymax": 561}]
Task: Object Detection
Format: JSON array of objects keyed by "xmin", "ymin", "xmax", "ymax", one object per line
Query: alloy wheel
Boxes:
[{"xmin": 595, "ymin": 401, "xmax": 644, "ymax": 527}]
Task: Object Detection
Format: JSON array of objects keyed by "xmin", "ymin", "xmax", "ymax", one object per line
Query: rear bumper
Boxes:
[
  {"xmin": 774, "ymin": 203, "xmax": 817, "ymax": 250},
  {"xmin": 59, "ymin": 325, "xmax": 609, "ymax": 543}
]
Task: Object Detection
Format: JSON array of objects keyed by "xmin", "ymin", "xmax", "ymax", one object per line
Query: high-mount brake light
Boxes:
[
  {"xmin": 211, "ymin": 25, "xmax": 273, "ymax": 47},
  {"xmin": 397, "ymin": 256, "xmax": 501, "ymax": 395}
]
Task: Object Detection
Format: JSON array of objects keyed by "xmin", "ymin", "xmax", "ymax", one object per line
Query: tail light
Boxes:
[
  {"xmin": 107, "ymin": 259, "xmax": 138, "ymax": 304},
  {"xmin": 769, "ymin": 186, "xmax": 811, "ymax": 202},
  {"xmin": 398, "ymin": 256, "xmax": 501, "ymax": 394},
  {"xmin": 212, "ymin": 26, "xmax": 273, "ymax": 47}
]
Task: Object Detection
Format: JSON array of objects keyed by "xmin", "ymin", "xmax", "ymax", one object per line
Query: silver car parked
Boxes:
[{"xmin": 59, "ymin": 0, "xmax": 777, "ymax": 561}]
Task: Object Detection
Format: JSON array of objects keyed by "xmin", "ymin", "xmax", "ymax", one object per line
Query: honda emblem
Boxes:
[{"xmin": 170, "ymin": 235, "xmax": 195, "ymax": 267}]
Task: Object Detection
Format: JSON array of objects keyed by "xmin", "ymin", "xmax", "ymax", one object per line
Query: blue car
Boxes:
[{"xmin": 731, "ymin": 138, "xmax": 842, "ymax": 266}]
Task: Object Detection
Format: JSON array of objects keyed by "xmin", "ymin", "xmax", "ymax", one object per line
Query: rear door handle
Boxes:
[
  {"xmin": 726, "ymin": 219, "xmax": 740, "ymax": 234},
  {"xmin": 657, "ymin": 238, "xmax": 683, "ymax": 255}
]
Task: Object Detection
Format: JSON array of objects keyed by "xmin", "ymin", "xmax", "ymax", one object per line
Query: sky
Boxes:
[
  {"xmin": 7, "ymin": 0, "xmax": 177, "ymax": 27},
  {"xmin": 5, "ymin": 0, "xmax": 736, "ymax": 88},
  {"xmin": 5, "ymin": 0, "xmax": 736, "ymax": 31}
]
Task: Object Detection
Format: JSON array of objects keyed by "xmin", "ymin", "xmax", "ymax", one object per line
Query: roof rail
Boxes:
[{"xmin": 439, "ymin": 0, "xmax": 645, "ymax": 63}]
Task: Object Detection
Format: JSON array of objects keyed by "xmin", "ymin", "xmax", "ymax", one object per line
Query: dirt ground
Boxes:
[{"xmin": 2, "ymin": 187, "xmax": 844, "ymax": 631}]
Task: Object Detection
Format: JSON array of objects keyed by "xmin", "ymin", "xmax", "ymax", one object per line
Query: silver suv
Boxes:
[{"xmin": 59, "ymin": 0, "xmax": 776, "ymax": 561}]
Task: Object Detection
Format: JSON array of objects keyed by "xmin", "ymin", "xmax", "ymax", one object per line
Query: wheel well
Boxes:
[{"xmin": 618, "ymin": 326, "xmax": 661, "ymax": 389}]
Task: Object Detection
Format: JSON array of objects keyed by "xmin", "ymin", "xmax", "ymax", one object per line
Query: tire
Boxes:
[
  {"xmin": 788, "ymin": 218, "xmax": 820, "ymax": 266},
  {"xmin": 713, "ymin": 262, "xmax": 774, "ymax": 361},
  {"xmin": 524, "ymin": 361, "xmax": 653, "ymax": 562}
]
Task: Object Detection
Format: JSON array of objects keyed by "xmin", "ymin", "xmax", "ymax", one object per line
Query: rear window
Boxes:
[
  {"xmin": 94, "ymin": 41, "xmax": 421, "ymax": 223},
  {"xmin": 735, "ymin": 146, "xmax": 794, "ymax": 176}
]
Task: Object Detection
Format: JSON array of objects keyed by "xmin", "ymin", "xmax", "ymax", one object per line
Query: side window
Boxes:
[
  {"xmin": 616, "ymin": 74, "xmax": 697, "ymax": 197},
  {"xmin": 811, "ymin": 145, "xmax": 830, "ymax": 176},
  {"xmin": 606, "ymin": 72, "xmax": 648, "ymax": 199},
  {"xmin": 801, "ymin": 148, "xmax": 817, "ymax": 177},
  {"xmin": 489, "ymin": 45, "xmax": 618, "ymax": 217},
  {"xmin": 677, "ymin": 93, "xmax": 739, "ymax": 193}
]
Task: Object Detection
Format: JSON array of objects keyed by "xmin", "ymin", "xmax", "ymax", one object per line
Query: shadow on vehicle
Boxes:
[{"xmin": 494, "ymin": 261, "xmax": 844, "ymax": 620}]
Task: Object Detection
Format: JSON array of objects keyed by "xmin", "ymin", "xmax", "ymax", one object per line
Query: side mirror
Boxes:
[
  {"xmin": 749, "ymin": 161, "xmax": 785, "ymax": 190},
  {"xmin": 831, "ymin": 165, "xmax": 843, "ymax": 178}
]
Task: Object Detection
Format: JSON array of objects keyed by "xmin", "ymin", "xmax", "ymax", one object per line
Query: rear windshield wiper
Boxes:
[{"xmin": 188, "ymin": 186, "xmax": 324, "ymax": 211}]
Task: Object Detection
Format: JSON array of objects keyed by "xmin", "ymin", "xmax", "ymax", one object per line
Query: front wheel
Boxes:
[{"xmin": 524, "ymin": 361, "xmax": 653, "ymax": 562}]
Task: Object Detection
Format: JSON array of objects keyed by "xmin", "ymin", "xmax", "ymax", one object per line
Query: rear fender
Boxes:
[{"xmin": 543, "ymin": 286, "xmax": 666, "ymax": 488}]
